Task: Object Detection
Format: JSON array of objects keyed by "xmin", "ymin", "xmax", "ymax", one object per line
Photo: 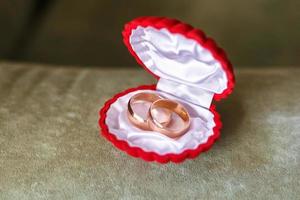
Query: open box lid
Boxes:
[{"xmin": 122, "ymin": 16, "xmax": 235, "ymax": 108}]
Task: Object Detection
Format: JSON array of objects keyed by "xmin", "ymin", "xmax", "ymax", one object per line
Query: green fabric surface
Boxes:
[{"xmin": 0, "ymin": 62, "xmax": 299, "ymax": 199}]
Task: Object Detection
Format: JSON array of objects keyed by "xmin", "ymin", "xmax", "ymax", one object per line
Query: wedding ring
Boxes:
[
  {"xmin": 127, "ymin": 92, "xmax": 171, "ymax": 130},
  {"xmin": 148, "ymin": 99, "xmax": 190, "ymax": 138}
]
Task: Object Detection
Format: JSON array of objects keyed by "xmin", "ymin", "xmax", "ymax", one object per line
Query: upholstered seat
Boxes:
[{"xmin": 0, "ymin": 62, "xmax": 299, "ymax": 199}]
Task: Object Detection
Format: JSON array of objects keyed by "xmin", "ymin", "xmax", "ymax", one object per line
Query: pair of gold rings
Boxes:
[{"xmin": 127, "ymin": 92, "xmax": 190, "ymax": 138}]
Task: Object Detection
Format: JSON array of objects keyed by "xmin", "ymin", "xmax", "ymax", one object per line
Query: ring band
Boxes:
[
  {"xmin": 148, "ymin": 99, "xmax": 190, "ymax": 138},
  {"xmin": 127, "ymin": 92, "xmax": 171, "ymax": 130}
]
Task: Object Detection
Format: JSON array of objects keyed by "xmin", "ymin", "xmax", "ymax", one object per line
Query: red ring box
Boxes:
[{"xmin": 99, "ymin": 16, "xmax": 235, "ymax": 163}]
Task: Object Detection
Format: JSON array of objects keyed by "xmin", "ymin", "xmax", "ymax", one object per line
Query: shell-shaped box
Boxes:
[{"xmin": 99, "ymin": 16, "xmax": 235, "ymax": 163}]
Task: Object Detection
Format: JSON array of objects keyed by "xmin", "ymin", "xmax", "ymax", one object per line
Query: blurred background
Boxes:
[{"xmin": 1, "ymin": 0, "xmax": 299, "ymax": 67}]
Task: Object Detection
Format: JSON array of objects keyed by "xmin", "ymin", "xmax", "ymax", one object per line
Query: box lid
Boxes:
[{"xmin": 122, "ymin": 16, "xmax": 235, "ymax": 107}]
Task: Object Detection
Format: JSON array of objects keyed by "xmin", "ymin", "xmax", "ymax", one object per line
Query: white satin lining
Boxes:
[
  {"xmin": 106, "ymin": 90, "xmax": 215, "ymax": 155},
  {"xmin": 157, "ymin": 78, "xmax": 214, "ymax": 108},
  {"xmin": 130, "ymin": 26, "xmax": 228, "ymax": 108}
]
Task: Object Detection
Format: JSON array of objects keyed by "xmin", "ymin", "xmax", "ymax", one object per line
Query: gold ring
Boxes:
[
  {"xmin": 127, "ymin": 92, "xmax": 171, "ymax": 130},
  {"xmin": 148, "ymin": 99, "xmax": 190, "ymax": 138}
]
